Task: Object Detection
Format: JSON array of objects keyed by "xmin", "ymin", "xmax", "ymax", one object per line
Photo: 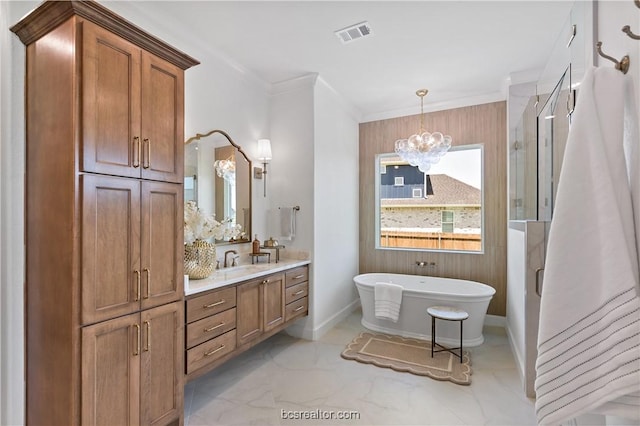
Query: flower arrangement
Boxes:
[{"xmin": 184, "ymin": 201, "xmax": 243, "ymax": 244}]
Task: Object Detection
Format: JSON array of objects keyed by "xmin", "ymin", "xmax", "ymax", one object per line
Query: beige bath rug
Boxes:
[{"xmin": 340, "ymin": 332, "xmax": 472, "ymax": 385}]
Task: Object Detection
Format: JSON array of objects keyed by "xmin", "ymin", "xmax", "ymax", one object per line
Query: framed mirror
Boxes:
[
  {"xmin": 375, "ymin": 144, "xmax": 484, "ymax": 253},
  {"xmin": 184, "ymin": 130, "xmax": 251, "ymax": 244}
]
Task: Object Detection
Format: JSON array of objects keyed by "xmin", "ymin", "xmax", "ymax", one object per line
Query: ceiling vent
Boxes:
[{"xmin": 334, "ymin": 21, "xmax": 373, "ymax": 44}]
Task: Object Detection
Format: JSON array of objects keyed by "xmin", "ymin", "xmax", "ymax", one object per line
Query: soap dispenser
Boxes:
[{"xmin": 252, "ymin": 234, "xmax": 260, "ymax": 254}]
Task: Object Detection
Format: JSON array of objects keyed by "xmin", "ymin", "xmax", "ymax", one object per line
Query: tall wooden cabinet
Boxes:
[{"xmin": 10, "ymin": 1, "xmax": 199, "ymax": 425}]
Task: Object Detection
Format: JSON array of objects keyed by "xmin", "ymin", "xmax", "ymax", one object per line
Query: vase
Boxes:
[{"xmin": 184, "ymin": 239, "xmax": 216, "ymax": 279}]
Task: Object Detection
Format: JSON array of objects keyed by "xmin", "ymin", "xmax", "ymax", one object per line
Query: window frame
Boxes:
[{"xmin": 374, "ymin": 144, "xmax": 484, "ymax": 254}]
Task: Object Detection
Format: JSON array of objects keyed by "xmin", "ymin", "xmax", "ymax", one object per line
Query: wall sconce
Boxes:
[{"xmin": 257, "ymin": 138, "xmax": 272, "ymax": 197}]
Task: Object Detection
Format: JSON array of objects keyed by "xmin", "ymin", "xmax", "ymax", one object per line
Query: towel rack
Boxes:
[
  {"xmin": 596, "ymin": 41, "xmax": 630, "ymax": 74},
  {"xmin": 622, "ymin": 25, "xmax": 640, "ymax": 40},
  {"xmin": 622, "ymin": 0, "xmax": 640, "ymax": 39}
]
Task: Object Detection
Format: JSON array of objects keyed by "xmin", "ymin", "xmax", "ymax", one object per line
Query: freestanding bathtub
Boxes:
[{"xmin": 354, "ymin": 273, "xmax": 496, "ymax": 346}]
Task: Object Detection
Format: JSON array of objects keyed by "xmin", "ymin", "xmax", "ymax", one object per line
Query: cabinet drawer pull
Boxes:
[
  {"xmin": 144, "ymin": 320, "xmax": 151, "ymax": 352},
  {"xmin": 133, "ymin": 323, "xmax": 140, "ymax": 356},
  {"xmin": 293, "ymin": 274, "xmax": 305, "ymax": 279},
  {"xmin": 143, "ymin": 268, "xmax": 150, "ymax": 299},
  {"xmin": 293, "ymin": 290, "xmax": 305, "ymax": 296},
  {"xmin": 204, "ymin": 345, "xmax": 226, "ymax": 357},
  {"xmin": 293, "ymin": 305, "xmax": 305, "ymax": 312},
  {"xmin": 203, "ymin": 300, "xmax": 225, "ymax": 309},
  {"xmin": 134, "ymin": 270, "xmax": 141, "ymax": 301},
  {"xmin": 132, "ymin": 136, "xmax": 141, "ymax": 168},
  {"xmin": 262, "ymin": 279, "xmax": 270, "ymax": 284},
  {"xmin": 204, "ymin": 322, "xmax": 225, "ymax": 332}
]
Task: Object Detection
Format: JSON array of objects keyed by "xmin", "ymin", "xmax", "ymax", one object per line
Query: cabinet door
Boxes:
[
  {"xmin": 82, "ymin": 175, "xmax": 141, "ymax": 325},
  {"xmin": 141, "ymin": 181, "xmax": 183, "ymax": 310},
  {"xmin": 236, "ymin": 280, "xmax": 263, "ymax": 346},
  {"xmin": 263, "ymin": 275, "xmax": 285, "ymax": 332},
  {"xmin": 140, "ymin": 52, "xmax": 184, "ymax": 183},
  {"xmin": 82, "ymin": 21, "xmax": 142, "ymax": 178},
  {"xmin": 140, "ymin": 302, "xmax": 183, "ymax": 426},
  {"xmin": 82, "ymin": 313, "xmax": 141, "ymax": 426}
]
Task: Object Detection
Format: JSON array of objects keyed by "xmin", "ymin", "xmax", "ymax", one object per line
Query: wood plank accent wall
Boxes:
[{"xmin": 359, "ymin": 101, "xmax": 507, "ymax": 316}]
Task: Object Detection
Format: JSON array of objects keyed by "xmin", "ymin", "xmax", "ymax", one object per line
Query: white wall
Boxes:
[
  {"xmin": 1, "ymin": 2, "xmax": 35, "ymax": 424},
  {"xmin": 267, "ymin": 75, "xmax": 316, "ymax": 337},
  {"xmin": 312, "ymin": 78, "xmax": 360, "ymax": 337},
  {"xmin": 267, "ymin": 74, "xmax": 361, "ymax": 339},
  {"xmin": 506, "ymin": 227, "xmax": 526, "ymax": 384},
  {"xmin": 596, "ymin": 0, "xmax": 640, "ymax": 134}
]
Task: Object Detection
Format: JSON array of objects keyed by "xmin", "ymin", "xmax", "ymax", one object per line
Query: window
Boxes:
[
  {"xmin": 441, "ymin": 210, "xmax": 454, "ymax": 233},
  {"xmin": 375, "ymin": 144, "xmax": 484, "ymax": 253}
]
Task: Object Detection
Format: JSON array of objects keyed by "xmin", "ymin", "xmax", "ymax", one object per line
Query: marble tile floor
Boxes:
[{"xmin": 184, "ymin": 311, "xmax": 535, "ymax": 425}]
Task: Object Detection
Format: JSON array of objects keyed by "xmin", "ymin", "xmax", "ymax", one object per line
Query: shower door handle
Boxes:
[{"xmin": 535, "ymin": 268, "xmax": 544, "ymax": 297}]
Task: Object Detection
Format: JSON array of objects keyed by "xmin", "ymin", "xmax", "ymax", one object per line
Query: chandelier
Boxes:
[
  {"xmin": 214, "ymin": 158, "xmax": 235, "ymax": 184},
  {"xmin": 394, "ymin": 89, "xmax": 452, "ymax": 173}
]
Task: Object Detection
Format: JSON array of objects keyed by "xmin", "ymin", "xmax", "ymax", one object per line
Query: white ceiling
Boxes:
[{"xmin": 110, "ymin": 0, "xmax": 575, "ymax": 121}]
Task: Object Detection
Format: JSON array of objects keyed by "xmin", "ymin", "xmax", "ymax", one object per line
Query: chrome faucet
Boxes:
[{"xmin": 224, "ymin": 250, "xmax": 239, "ymax": 268}]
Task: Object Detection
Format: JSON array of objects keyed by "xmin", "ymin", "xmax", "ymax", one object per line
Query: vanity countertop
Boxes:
[{"xmin": 185, "ymin": 258, "xmax": 311, "ymax": 296}]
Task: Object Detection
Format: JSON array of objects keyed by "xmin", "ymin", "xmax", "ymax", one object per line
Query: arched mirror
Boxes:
[{"xmin": 184, "ymin": 130, "xmax": 251, "ymax": 244}]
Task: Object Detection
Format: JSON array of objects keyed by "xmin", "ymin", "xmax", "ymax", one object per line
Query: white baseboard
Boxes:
[
  {"xmin": 506, "ymin": 321, "xmax": 526, "ymax": 388},
  {"xmin": 484, "ymin": 314, "xmax": 506, "ymax": 328},
  {"xmin": 287, "ymin": 298, "xmax": 361, "ymax": 341}
]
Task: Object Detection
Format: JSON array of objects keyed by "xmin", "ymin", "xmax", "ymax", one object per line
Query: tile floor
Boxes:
[{"xmin": 184, "ymin": 310, "xmax": 535, "ymax": 425}]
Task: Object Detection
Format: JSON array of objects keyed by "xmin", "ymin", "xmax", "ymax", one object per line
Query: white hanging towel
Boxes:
[
  {"xmin": 535, "ymin": 67, "xmax": 640, "ymax": 425},
  {"xmin": 279, "ymin": 207, "xmax": 296, "ymax": 240},
  {"xmin": 374, "ymin": 282, "xmax": 403, "ymax": 322}
]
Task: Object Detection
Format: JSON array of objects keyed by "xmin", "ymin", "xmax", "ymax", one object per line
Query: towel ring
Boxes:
[{"xmin": 596, "ymin": 42, "xmax": 630, "ymax": 74}]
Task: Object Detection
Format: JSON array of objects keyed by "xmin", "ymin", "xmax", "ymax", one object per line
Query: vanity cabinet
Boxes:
[
  {"xmin": 83, "ymin": 20, "xmax": 184, "ymax": 183},
  {"xmin": 11, "ymin": 1, "xmax": 199, "ymax": 425},
  {"xmin": 185, "ymin": 265, "xmax": 308, "ymax": 381},
  {"xmin": 81, "ymin": 302, "xmax": 183, "ymax": 426},
  {"xmin": 236, "ymin": 273, "xmax": 285, "ymax": 346},
  {"xmin": 82, "ymin": 175, "xmax": 183, "ymax": 325},
  {"xmin": 285, "ymin": 266, "xmax": 309, "ymax": 321},
  {"xmin": 186, "ymin": 287, "xmax": 238, "ymax": 374}
]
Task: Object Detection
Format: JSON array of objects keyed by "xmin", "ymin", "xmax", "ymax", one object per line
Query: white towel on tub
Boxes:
[{"xmin": 374, "ymin": 282, "xmax": 403, "ymax": 322}]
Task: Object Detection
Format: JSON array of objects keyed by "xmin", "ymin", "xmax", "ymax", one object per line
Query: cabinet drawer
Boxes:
[
  {"xmin": 186, "ymin": 287, "xmax": 236, "ymax": 323},
  {"xmin": 285, "ymin": 297, "xmax": 308, "ymax": 322},
  {"xmin": 186, "ymin": 307, "xmax": 236, "ymax": 349},
  {"xmin": 285, "ymin": 266, "xmax": 308, "ymax": 287},
  {"xmin": 186, "ymin": 329, "xmax": 236, "ymax": 374},
  {"xmin": 285, "ymin": 282, "xmax": 308, "ymax": 304}
]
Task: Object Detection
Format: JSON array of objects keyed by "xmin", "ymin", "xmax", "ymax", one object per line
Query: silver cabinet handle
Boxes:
[
  {"xmin": 535, "ymin": 268, "xmax": 544, "ymax": 297},
  {"xmin": 294, "ymin": 305, "xmax": 305, "ymax": 312}
]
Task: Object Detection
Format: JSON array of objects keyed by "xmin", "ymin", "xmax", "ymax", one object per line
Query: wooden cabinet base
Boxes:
[
  {"xmin": 185, "ymin": 316, "xmax": 305, "ymax": 382},
  {"xmin": 184, "ymin": 265, "xmax": 309, "ymax": 382}
]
